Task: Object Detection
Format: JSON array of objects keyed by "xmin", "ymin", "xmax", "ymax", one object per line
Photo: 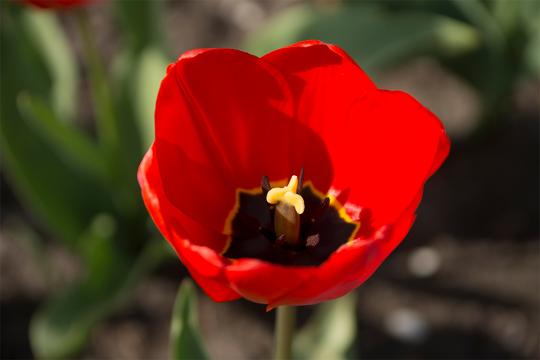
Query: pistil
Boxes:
[{"xmin": 266, "ymin": 175, "xmax": 305, "ymax": 247}]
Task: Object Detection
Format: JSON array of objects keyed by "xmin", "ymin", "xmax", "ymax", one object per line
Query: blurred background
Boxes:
[{"xmin": 1, "ymin": 0, "xmax": 538, "ymax": 359}]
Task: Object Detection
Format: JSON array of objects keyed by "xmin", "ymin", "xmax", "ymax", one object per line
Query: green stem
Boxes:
[
  {"xmin": 274, "ymin": 306, "xmax": 296, "ymax": 360},
  {"xmin": 74, "ymin": 9, "xmax": 118, "ymax": 159}
]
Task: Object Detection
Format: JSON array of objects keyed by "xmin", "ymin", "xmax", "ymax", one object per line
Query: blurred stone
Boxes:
[
  {"xmin": 407, "ymin": 246, "xmax": 441, "ymax": 277},
  {"xmin": 384, "ymin": 308, "xmax": 429, "ymax": 343},
  {"xmin": 231, "ymin": 0, "xmax": 266, "ymax": 31}
]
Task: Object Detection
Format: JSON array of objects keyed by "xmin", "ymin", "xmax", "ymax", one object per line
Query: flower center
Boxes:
[{"xmin": 223, "ymin": 171, "xmax": 359, "ymax": 266}]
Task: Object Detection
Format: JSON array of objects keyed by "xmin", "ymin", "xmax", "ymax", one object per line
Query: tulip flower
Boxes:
[{"xmin": 138, "ymin": 40, "xmax": 450, "ymax": 310}]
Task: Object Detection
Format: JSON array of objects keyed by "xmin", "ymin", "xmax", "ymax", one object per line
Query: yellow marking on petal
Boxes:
[{"xmin": 266, "ymin": 175, "xmax": 305, "ymax": 214}]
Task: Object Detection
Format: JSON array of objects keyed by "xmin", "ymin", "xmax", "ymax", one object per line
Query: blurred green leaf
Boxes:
[
  {"xmin": 294, "ymin": 293, "xmax": 357, "ymax": 360},
  {"xmin": 22, "ymin": 9, "xmax": 77, "ymax": 122},
  {"xmin": 73, "ymin": 10, "xmax": 146, "ymax": 224},
  {"xmin": 170, "ymin": 280, "xmax": 209, "ymax": 360},
  {"xmin": 1, "ymin": 8, "xmax": 112, "ymax": 244},
  {"xmin": 17, "ymin": 93, "xmax": 107, "ymax": 183},
  {"xmin": 31, "ymin": 281, "xmax": 107, "ymax": 360},
  {"xmin": 451, "ymin": 0, "xmax": 503, "ymax": 50},
  {"xmin": 109, "ymin": 0, "xmax": 169, "ymax": 221},
  {"xmin": 492, "ymin": 0, "xmax": 519, "ymax": 34},
  {"xmin": 244, "ymin": 4, "xmax": 480, "ymax": 75},
  {"xmin": 0, "ymin": 107, "xmax": 112, "ymax": 244},
  {"xmin": 134, "ymin": 47, "xmax": 170, "ymax": 149},
  {"xmin": 30, "ymin": 231, "xmax": 167, "ymax": 359},
  {"xmin": 525, "ymin": 27, "xmax": 540, "ymax": 78},
  {"xmin": 113, "ymin": 0, "xmax": 165, "ymax": 53},
  {"xmin": 522, "ymin": 0, "xmax": 540, "ymax": 78},
  {"xmin": 74, "ymin": 10, "xmax": 119, "ymax": 158}
]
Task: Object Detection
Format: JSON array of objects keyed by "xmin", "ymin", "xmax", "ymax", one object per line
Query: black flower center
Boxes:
[{"xmin": 223, "ymin": 178, "xmax": 359, "ymax": 266}]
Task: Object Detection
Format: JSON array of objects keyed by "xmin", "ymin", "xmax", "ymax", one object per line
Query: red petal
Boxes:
[
  {"xmin": 330, "ymin": 90, "xmax": 448, "ymax": 227},
  {"xmin": 154, "ymin": 138, "xmax": 238, "ymax": 235},
  {"xmin": 263, "ymin": 41, "xmax": 448, "ymax": 227},
  {"xmin": 175, "ymin": 240, "xmax": 240, "ymax": 302},
  {"xmin": 262, "ymin": 40, "xmax": 376, "ymax": 178},
  {"xmin": 224, "ymin": 259, "xmax": 314, "ymax": 305},
  {"xmin": 139, "ymin": 146, "xmax": 229, "ymax": 251},
  {"xmin": 154, "ymin": 48, "xmax": 333, "ymax": 234},
  {"xmin": 138, "ymin": 147, "xmax": 239, "ymax": 301}
]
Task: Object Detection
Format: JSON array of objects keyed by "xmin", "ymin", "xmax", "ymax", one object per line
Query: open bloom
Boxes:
[{"xmin": 138, "ymin": 40, "xmax": 449, "ymax": 310}]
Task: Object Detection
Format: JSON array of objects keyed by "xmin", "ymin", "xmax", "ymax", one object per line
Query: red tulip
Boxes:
[
  {"xmin": 138, "ymin": 40, "xmax": 450, "ymax": 310},
  {"xmin": 19, "ymin": 0, "xmax": 89, "ymax": 9}
]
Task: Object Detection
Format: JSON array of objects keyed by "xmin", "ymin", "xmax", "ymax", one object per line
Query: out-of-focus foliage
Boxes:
[
  {"xmin": 133, "ymin": 47, "xmax": 170, "ymax": 148},
  {"xmin": 246, "ymin": 4, "xmax": 480, "ymax": 74},
  {"xmin": 30, "ymin": 226, "xmax": 167, "ymax": 359},
  {"xmin": 1, "ymin": 9, "xmax": 110, "ymax": 245},
  {"xmin": 294, "ymin": 293, "xmax": 357, "ymax": 360},
  {"xmin": 245, "ymin": 0, "xmax": 540, "ymax": 129},
  {"xmin": 0, "ymin": 1, "xmax": 173, "ymax": 358},
  {"xmin": 170, "ymin": 280, "xmax": 209, "ymax": 360},
  {"xmin": 21, "ymin": 10, "xmax": 78, "ymax": 121}
]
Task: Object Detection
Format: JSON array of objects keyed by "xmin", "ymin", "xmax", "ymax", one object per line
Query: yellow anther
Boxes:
[{"xmin": 266, "ymin": 175, "xmax": 305, "ymax": 214}]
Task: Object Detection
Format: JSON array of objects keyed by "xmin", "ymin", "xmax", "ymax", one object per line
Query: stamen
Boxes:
[
  {"xmin": 261, "ymin": 175, "xmax": 271, "ymax": 195},
  {"xmin": 297, "ymin": 167, "xmax": 304, "ymax": 193},
  {"xmin": 275, "ymin": 234, "xmax": 287, "ymax": 247}
]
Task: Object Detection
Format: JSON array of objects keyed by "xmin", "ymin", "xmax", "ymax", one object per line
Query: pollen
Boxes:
[{"xmin": 266, "ymin": 175, "xmax": 305, "ymax": 214}]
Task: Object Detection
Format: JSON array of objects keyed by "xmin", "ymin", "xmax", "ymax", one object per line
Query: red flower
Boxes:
[
  {"xmin": 19, "ymin": 0, "xmax": 89, "ymax": 9},
  {"xmin": 138, "ymin": 40, "xmax": 450, "ymax": 310}
]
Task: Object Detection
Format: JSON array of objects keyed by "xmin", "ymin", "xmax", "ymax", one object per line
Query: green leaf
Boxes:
[
  {"xmin": 522, "ymin": 0, "xmax": 540, "ymax": 78},
  {"xmin": 451, "ymin": 0, "xmax": 504, "ymax": 50},
  {"xmin": 134, "ymin": 47, "xmax": 171, "ymax": 149},
  {"xmin": 244, "ymin": 3, "xmax": 480, "ymax": 75},
  {"xmin": 112, "ymin": 0, "xmax": 165, "ymax": 53},
  {"xmin": 1, "ymin": 8, "xmax": 112, "ymax": 244},
  {"xmin": 30, "ymin": 230, "xmax": 167, "ymax": 359},
  {"xmin": 17, "ymin": 93, "xmax": 107, "ymax": 183},
  {"xmin": 22, "ymin": 9, "xmax": 78, "ymax": 121},
  {"xmin": 492, "ymin": 0, "xmax": 520, "ymax": 33},
  {"xmin": 170, "ymin": 279, "xmax": 209, "ymax": 360},
  {"xmin": 294, "ymin": 293, "xmax": 358, "ymax": 360},
  {"xmin": 0, "ymin": 106, "xmax": 113, "ymax": 244}
]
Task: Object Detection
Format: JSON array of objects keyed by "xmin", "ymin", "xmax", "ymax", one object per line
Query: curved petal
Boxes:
[
  {"xmin": 263, "ymin": 41, "xmax": 448, "ymax": 227},
  {"xmin": 262, "ymin": 40, "xmax": 376, "ymax": 97},
  {"xmin": 224, "ymin": 258, "xmax": 314, "ymax": 305},
  {"xmin": 332, "ymin": 90, "xmax": 448, "ymax": 227},
  {"xmin": 262, "ymin": 40, "xmax": 376, "ymax": 185},
  {"xmin": 175, "ymin": 239, "xmax": 240, "ymax": 302},
  {"xmin": 139, "ymin": 146, "xmax": 229, "ymax": 251},
  {"xmin": 138, "ymin": 147, "xmax": 239, "ymax": 301},
  {"xmin": 154, "ymin": 48, "xmax": 333, "ymax": 234}
]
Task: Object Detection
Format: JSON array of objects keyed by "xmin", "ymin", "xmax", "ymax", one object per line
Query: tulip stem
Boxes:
[
  {"xmin": 75, "ymin": 9, "xmax": 118, "ymax": 163},
  {"xmin": 274, "ymin": 305, "xmax": 296, "ymax": 360}
]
